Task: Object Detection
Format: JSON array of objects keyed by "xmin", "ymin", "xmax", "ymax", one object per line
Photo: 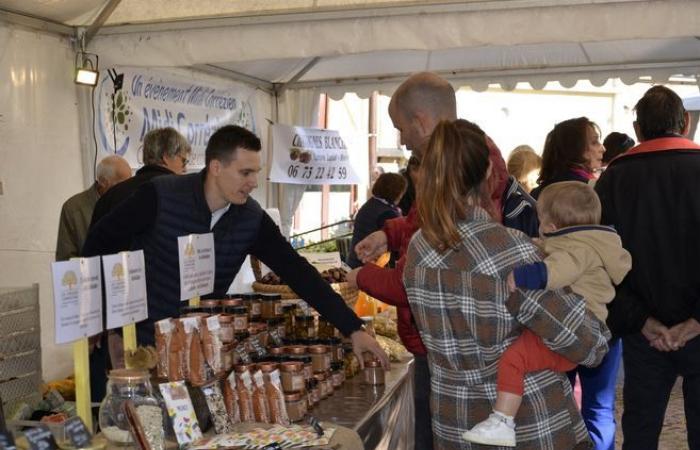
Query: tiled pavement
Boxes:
[{"xmin": 614, "ymin": 377, "xmax": 688, "ymax": 450}]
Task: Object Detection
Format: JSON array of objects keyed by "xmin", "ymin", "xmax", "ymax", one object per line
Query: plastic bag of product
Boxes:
[
  {"xmin": 201, "ymin": 382, "xmax": 233, "ymax": 434},
  {"xmin": 222, "ymin": 372, "xmax": 241, "ymax": 424},
  {"xmin": 182, "ymin": 317, "xmax": 207, "ymax": 386},
  {"xmin": 202, "ymin": 316, "xmax": 223, "ymax": 376},
  {"xmin": 265, "ymin": 369, "xmax": 290, "ymax": 426},
  {"xmin": 251, "ymin": 370, "xmax": 270, "ymax": 423},
  {"xmin": 155, "ymin": 319, "xmax": 173, "ymax": 379},
  {"xmin": 168, "ymin": 320, "xmax": 187, "ymax": 381},
  {"xmin": 235, "ymin": 369, "xmax": 255, "ymax": 423}
]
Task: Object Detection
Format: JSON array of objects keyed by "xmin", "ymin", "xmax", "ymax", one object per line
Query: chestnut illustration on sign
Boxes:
[
  {"xmin": 289, "ymin": 147, "xmax": 301, "ymax": 161},
  {"xmin": 299, "ymin": 151, "xmax": 313, "ymax": 163}
]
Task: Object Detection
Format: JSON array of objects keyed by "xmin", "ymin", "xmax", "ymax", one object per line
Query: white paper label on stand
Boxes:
[
  {"xmin": 51, "ymin": 257, "xmax": 103, "ymax": 345},
  {"xmin": 102, "ymin": 250, "xmax": 148, "ymax": 330},
  {"xmin": 269, "ymin": 124, "xmax": 360, "ymax": 185},
  {"xmin": 177, "ymin": 233, "xmax": 215, "ymax": 300}
]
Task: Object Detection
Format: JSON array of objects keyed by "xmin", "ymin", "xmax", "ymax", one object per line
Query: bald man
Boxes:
[
  {"xmin": 388, "ymin": 72, "xmax": 457, "ymax": 159},
  {"xmin": 351, "ymin": 72, "xmax": 539, "ymax": 450},
  {"xmin": 56, "ymin": 155, "xmax": 131, "ymax": 261}
]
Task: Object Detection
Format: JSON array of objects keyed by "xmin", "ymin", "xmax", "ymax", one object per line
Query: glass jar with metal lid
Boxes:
[
  {"xmin": 282, "ymin": 304, "xmax": 296, "ymax": 337},
  {"xmin": 99, "ymin": 369, "xmax": 164, "ymax": 448},
  {"xmin": 307, "ymin": 345, "xmax": 331, "ymax": 374},
  {"xmin": 294, "ymin": 315, "xmax": 315, "ymax": 340},
  {"xmin": 241, "ymin": 293, "xmax": 262, "ymax": 321},
  {"xmin": 199, "ymin": 299, "xmax": 222, "ymax": 315},
  {"xmin": 279, "ymin": 361, "xmax": 306, "ymax": 394}
]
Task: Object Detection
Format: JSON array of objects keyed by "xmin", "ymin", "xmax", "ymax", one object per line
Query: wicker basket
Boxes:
[{"xmin": 250, "ymin": 257, "xmax": 358, "ymax": 308}]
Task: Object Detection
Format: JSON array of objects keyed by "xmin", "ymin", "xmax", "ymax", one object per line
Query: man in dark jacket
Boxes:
[
  {"xmin": 90, "ymin": 127, "xmax": 191, "ymax": 227},
  {"xmin": 83, "ymin": 125, "xmax": 389, "ymax": 370},
  {"xmin": 596, "ymin": 85, "xmax": 700, "ymax": 450},
  {"xmin": 87, "ymin": 127, "xmax": 191, "ymax": 402}
]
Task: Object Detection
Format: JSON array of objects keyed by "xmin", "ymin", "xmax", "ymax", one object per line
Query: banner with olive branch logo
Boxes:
[{"xmin": 94, "ymin": 67, "xmax": 257, "ymax": 169}]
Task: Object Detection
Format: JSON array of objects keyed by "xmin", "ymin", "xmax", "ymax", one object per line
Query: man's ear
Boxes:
[
  {"xmin": 209, "ymin": 159, "xmax": 221, "ymax": 176},
  {"xmin": 681, "ymin": 111, "xmax": 691, "ymax": 137},
  {"xmin": 413, "ymin": 111, "xmax": 432, "ymax": 139},
  {"xmin": 633, "ymin": 121, "xmax": 644, "ymax": 142}
]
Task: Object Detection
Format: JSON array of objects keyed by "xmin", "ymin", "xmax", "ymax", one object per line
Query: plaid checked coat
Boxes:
[{"xmin": 404, "ymin": 207, "xmax": 610, "ymax": 450}]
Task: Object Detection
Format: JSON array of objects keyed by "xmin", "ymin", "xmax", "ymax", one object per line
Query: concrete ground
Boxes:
[{"xmin": 614, "ymin": 377, "xmax": 689, "ymax": 450}]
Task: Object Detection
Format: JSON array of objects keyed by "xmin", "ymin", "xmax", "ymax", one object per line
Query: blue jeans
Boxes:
[{"xmin": 568, "ymin": 338, "xmax": 623, "ymax": 450}]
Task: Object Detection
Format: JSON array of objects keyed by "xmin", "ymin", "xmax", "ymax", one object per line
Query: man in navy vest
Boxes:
[{"xmin": 83, "ymin": 125, "xmax": 389, "ymax": 367}]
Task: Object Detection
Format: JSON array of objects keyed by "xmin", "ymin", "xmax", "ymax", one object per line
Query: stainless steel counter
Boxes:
[{"xmin": 312, "ymin": 357, "xmax": 414, "ymax": 450}]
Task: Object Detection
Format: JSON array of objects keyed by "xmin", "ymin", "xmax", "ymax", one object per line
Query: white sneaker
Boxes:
[{"xmin": 462, "ymin": 413, "xmax": 516, "ymax": 447}]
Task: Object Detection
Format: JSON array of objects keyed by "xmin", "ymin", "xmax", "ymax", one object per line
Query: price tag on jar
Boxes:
[
  {"xmin": 269, "ymin": 125, "xmax": 360, "ymax": 185},
  {"xmin": 178, "ymin": 233, "xmax": 215, "ymax": 301},
  {"xmin": 268, "ymin": 328, "xmax": 283, "ymax": 346}
]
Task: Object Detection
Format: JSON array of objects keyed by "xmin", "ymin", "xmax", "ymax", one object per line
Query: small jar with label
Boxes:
[
  {"xmin": 230, "ymin": 306, "xmax": 249, "ymax": 333},
  {"xmin": 308, "ymin": 345, "xmax": 331, "ymax": 374},
  {"xmin": 284, "ymin": 392, "xmax": 306, "ymax": 422},
  {"xmin": 313, "ymin": 372, "xmax": 330, "ymax": 399},
  {"xmin": 200, "ymin": 299, "xmax": 221, "ymax": 315},
  {"xmin": 295, "ymin": 315, "xmax": 315, "ymax": 340},
  {"xmin": 328, "ymin": 337, "xmax": 342, "ymax": 363},
  {"xmin": 267, "ymin": 318, "xmax": 286, "ymax": 340},
  {"xmin": 330, "ymin": 362, "xmax": 344, "ymax": 389},
  {"xmin": 268, "ymin": 346, "xmax": 285, "ymax": 357},
  {"xmin": 363, "ymin": 358, "xmax": 385, "ymax": 385},
  {"xmin": 317, "ymin": 317, "xmax": 335, "ymax": 339},
  {"xmin": 285, "ymin": 345, "xmax": 308, "ymax": 357},
  {"xmin": 260, "ymin": 294, "xmax": 282, "ymax": 321},
  {"xmin": 242, "ymin": 293, "xmax": 262, "ymax": 321},
  {"xmin": 282, "ymin": 304, "xmax": 296, "ymax": 337},
  {"xmin": 221, "ymin": 297, "xmax": 243, "ymax": 314},
  {"xmin": 218, "ymin": 315, "xmax": 235, "ymax": 343},
  {"xmin": 279, "ymin": 361, "xmax": 306, "ymax": 393},
  {"xmin": 179, "ymin": 305, "xmax": 203, "ymax": 316},
  {"xmin": 308, "ymin": 379, "xmax": 320, "ymax": 406}
]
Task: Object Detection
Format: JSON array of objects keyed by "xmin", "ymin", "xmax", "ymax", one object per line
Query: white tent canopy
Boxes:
[{"xmin": 2, "ymin": 0, "xmax": 699, "ymax": 98}]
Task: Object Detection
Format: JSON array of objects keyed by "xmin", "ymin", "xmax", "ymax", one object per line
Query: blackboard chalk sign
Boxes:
[
  {"xmin": 64, "ymin": 417, "xmax": 92, "ymax": 448},
  {"xmin": 0, "ymin": 432, "xmax": 16, "ymax": 450},
  {"xmin": 24, "ymin": 427, "xmax": 57, "ymax": 450}
]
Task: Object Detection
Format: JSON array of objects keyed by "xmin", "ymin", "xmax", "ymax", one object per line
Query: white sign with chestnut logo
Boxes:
[{"xmin": 269, "ymin": 124, "xmax": 360, "ymax": 185}]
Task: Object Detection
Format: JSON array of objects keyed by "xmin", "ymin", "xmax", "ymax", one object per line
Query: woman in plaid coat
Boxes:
[{"xmin": 404, "ymin": 119, "xmax": 610, "ymax": 449}]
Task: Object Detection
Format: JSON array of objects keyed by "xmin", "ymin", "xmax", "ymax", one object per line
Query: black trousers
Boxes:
[
  {"xmin": 621, "ymin": 332, "xmax": 700, "ymax": 450},
  {"xmin": 414, "ymin": 354, "xmax": 434, "ymax": 450}
]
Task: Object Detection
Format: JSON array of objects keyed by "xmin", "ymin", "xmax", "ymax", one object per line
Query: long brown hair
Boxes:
[
  {"xmin": 538, "ymin": 117, "xmax": 599, "ymax": 184},
  {"xmin": 418, "ymin": 119, "xmax": 491, "ymax": 252}
]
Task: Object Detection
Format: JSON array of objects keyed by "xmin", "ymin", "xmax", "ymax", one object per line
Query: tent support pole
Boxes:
[
  {"xmin": 192, "ymin": 64, "xmax": 274, "ymax": 93},
  {"xmin": 276, "ymin": 57, "xmax": 321, "ymax": 96},
  {"xmin": 84, "ymin": 0, "xmax": 122, "ymax": 45}
]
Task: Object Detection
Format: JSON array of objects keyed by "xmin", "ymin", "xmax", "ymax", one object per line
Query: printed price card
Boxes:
[
  {"xmin": 103, "ymin": 250, "xmax": 148, "ymax": 329},
  {"xmin": 178, "ymin": 233, "xmax": 215, "ymax": 301},
  {"xmin": 51, "ymin": 257, "xmax": 103, "ymax": 344}
]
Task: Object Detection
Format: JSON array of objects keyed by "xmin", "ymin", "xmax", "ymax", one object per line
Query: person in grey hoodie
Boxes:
[{"xmin": 463, "ymin": 181, "xmax": 631, "ymax": 448}]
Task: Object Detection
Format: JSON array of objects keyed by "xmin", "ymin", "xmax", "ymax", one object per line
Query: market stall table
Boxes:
[{"xmin": 312, "ymin": 356, "xmax": 414, "ymax": 449}]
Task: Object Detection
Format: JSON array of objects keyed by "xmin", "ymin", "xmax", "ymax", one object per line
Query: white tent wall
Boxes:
[
  {"xmin": 0, "ymin": 23, "xmax": 83, "ymax": 380},
  {"xmin": 274, "ymin": 88, "xmax": 321, "ymax": 236}
]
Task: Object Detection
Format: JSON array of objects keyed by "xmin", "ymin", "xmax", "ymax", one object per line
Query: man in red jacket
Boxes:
[{"xmin": 347, "ymin": 72, "xmax": 516, "ymax": 450}]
